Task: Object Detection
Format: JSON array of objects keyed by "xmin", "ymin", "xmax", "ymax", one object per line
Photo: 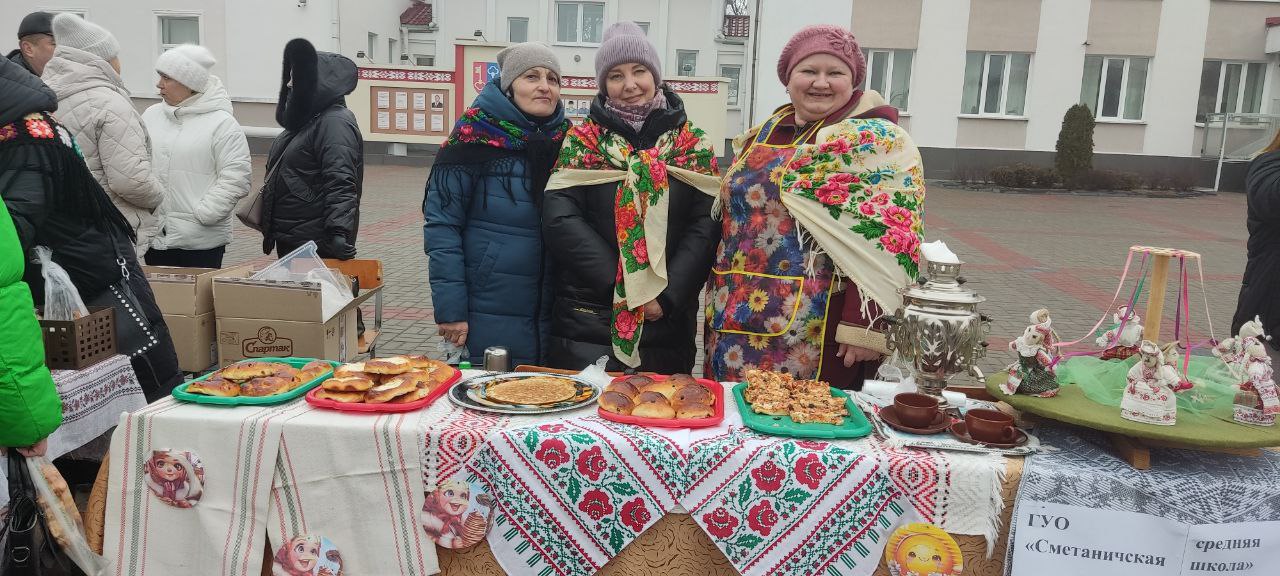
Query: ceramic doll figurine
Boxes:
[
  {"xmin": 1096, "ymin": 306, "xmax": 1144, "ymax": 360},
  {"xmin": 1233, "ymin": 338, "xmax": 1278, "ymax": 427},
  {"xmin": 1001, "ymin": 315, "xmax": 1059, "ymax": 397},
  {"xmin": 1160, "ymin": 342, "xmax": 1195, "ymax": 393},
  {"xmin": 1120, "ymin": 340, "xmax": 1178, "ymax": 426}
]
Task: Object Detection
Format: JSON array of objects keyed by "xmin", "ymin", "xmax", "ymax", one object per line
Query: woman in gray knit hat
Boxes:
[
  {"xmin": 541, "ymin": 23, "xmax": 721, "ymax": 374},
  {"xmin": 423, "ymin": 42, "xmax": 571, "ymax": 367}
]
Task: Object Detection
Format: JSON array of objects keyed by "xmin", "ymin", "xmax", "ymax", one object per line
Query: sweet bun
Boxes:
[
  {"xmin": 365, "ymin": 378, "xmax": 416, "ymax": 403},
  {"xmin": 315, "ymin": 389, "xmax": 364, "ymax": 403},
  {"xmin": 639, "ymin": 380, "xmax": 678, "ymax": 400},
  {"xmin": 365, "ymin": 357, "xmax": 413, "ymax": 375},
  {"xmin": 620, "ymin": 375, "xmax": 654, "ymax": 389},
  {"xmin": 297, "ymin": 360, "xmax": 332, "ymax": 382},
  {"xmin": 605, "ymin": 380, "xmax": 641, "ymax": 400},
  {"xmin": 636, "ymin": 391, "xmax": 668, "ymax": 404},
  {"xmin": 334, "ymin": 362, "xmax": 368, "ymax": 378},
  {"xmin": 631, "ymin": 399, "xmax": 675, "ymax": 419},
  {"xmin": 674, "ymin": 384, "xmax": 714, "ymax": 405},
  {"xmin": 321, "ymin": 376, "xmax": 376, "ymax": 392},
  {"xmin": 240, "ymin": 377, "xmax": 292, "ymax": 397},
  {"xmin": 187, "ymin": 377, "xmax": 239, "ymax": 397},
  {"xmin": 389, "ymin": 387, "xmax": 432, "ymax": 404},
  {"xmin": 220, "ymin": 361, "xmax": 280, "ymax": 381},
  {"xmin": 403, "ymin": 355, "xmax": 439, "ymax": 371},
  {"xmin": 667, "ymin": 374, "xmax": 699, "ymax": 388},
  {"xmin": 674, "ymin": 401, "xmax": 715, "ymax": 420},
  {"xmin": 598, "ymin": 391, "xmax": 635, "ymax": 414},
  {"xmin": 396, "ymin": 371, "xmax": 436, "ymax": 390}
]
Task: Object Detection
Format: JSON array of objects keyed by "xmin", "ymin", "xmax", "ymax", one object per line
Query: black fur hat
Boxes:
[{"xmin": 276, "ymin": 38, "xmax": 319, "ymax": 131}]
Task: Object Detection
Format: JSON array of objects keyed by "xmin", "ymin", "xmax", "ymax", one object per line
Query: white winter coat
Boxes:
[
  {"xmin": 142, "ymin": 77, "xmax": 252, "ymax": 251},
  {"xmin": 42, "ymin": 46, "xmax": 164, "ymax": 256}
]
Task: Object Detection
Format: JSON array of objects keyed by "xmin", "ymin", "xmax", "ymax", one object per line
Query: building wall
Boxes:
[
  {"xmin": 967, "ymin": 0, "xmax": 1042, "ymax": 53},
  {"xmin": 1206, "ymin": 0, "xmax": 1275, "ymax": 60},
  {"xmin": 851, "ymin": 0, "xmax": 922, "ymax": 50},
  {"xmin": 1086, "ymin": 0, "xmax": 1161, "ymax": 56},
  {"xmin": 1023, "ymin": 0, "xmax": 1090, "ymax": 151}
]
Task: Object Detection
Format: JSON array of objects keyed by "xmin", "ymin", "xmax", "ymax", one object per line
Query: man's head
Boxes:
[{"xmin": 16, "ymin": 11, "xmax": 55, "ymax": 75}]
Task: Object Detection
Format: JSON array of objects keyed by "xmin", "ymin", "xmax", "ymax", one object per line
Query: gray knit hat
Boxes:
[
  {"xmin": 496, "ymin": 42, "xmax": 561, "ymax": 92},
  {"xmin": 594, "ymin": 22, "xmax": 662, "ymax": 88},
  {"xmin": 52, "ymin": 13, "xmax": 119, "ymax": 61}
]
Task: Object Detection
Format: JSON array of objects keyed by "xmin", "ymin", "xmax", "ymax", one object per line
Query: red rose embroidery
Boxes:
[
  {"xmin": 459, "ymin": 124, "xmax": 474, "ymax": 136},
  {"xmin": 880, "ymin": 227, "xmax": 919, "ymax": 255},
  {"xmin": 858, "ymin": 201, "xmax": 876, "ymax": 216},
  {"xmin": 750, "ymin": 460, "xmax": 785, "ymax": 492},
  {"xmin": 615, "ymin": 309, "xmax": 639, "ymax": 340},
  {"xmin": 871, "ymin": 193, "xmax": 890, "ymax": 206},
  {"xmin": 795, "ymin": 440, "xmax": 829, "ymax": 451},
  {"xmin": 575, "ymin": 445, "xmax": 609, "ymax": 481},
  {"xmin": 616, "ymin": 204, "xmax": 638, "ymax": 231},
  {"xmin": 620, "ymin": 498, "xmax": 651, "ymax": 532},
  {"xmin": 702, "ymin": 507, "xmax": 739, "ymax": 539},
  {"xmin": 538, "ymin": 423, "xmax": 566, "ymax": 433},
  {"xmin": 788, "ymin": 155, "xmax": 814, "ymax": 170},
  {"xmin": 534, "ymin": 438, "xmax": 570, "ymax": 469},
  {"xmin": 648, "ymin": 160, "xmax": 667, "ymax": 185},
  {"xmin": 794, "ymin": 453, "xmax": 827, "ymax": 489},
  {"xmin": 815, "ymin": 184, "xmax": 850, "ymax": 206},
  {"xmin": 632, "ymin": 238, "xmax": 649, "ymax": 265},
  {"xmin": 880, "ymin": 205, "xmax": 914, "ymax": 229},
  {"xmin": 746, "ymin": 500, "xmax": 779, "ymax": 536},
  {"xmin": 578, "ymin": 489, "xmax": 614, "ymax": 520},
  {"xmin": 818, "ymin": 138, "xmax": 852, "ymax": 155}
]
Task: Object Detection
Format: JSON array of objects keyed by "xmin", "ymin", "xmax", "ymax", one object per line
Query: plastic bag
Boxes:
[
  {"xmin": 574, "ymin": 356, "xmax": 613, "ymax": 390},
  {"xmin": 36, "ymin": 246, "xmax": 89, "ymax": 321},
  {"xmin": 1, "ymin": 454, "xmax": 109, "ymax": 575},
  {"xmin": 251, "ymin": 241, "xmax": 353, "ymax": 321}
]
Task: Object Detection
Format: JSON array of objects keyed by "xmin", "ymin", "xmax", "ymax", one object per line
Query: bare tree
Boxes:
[{"xmin": 725, "ymin": 0, "xmax": 749, "ymax": 15}]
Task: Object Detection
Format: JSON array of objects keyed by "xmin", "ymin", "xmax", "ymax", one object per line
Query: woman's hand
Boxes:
[
  {"xmin": 836, "ymin": 344, "xmax": 881, "ymax": 367},
  {"xmin": 438, "ymin": 322, "xmax": 469, "ymax": 346},
  {"xmin": 643, "ymin": 300, "xmax": 664, "ymax": 321}
]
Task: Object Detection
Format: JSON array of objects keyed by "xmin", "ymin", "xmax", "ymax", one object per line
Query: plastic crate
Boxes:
[{"xmin": 40, "ymin": 306, "xmax": 116, "ymax": 370}]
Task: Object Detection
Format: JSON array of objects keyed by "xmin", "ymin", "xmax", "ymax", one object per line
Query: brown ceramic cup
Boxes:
[
  {"xmin": 965, "ymin": 409, "xmax": 1017, "ymax": 443},
  {"xmin": 893, "ymin": 393, "xmax": 944, "ymax": 428}
]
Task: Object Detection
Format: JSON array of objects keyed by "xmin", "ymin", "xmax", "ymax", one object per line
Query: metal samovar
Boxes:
[{"xmin": 884, "ymin": 260, "xmax": 991, "ymax": 410}]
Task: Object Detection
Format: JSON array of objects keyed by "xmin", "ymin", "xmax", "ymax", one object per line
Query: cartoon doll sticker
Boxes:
[
  {"xmin": 143, "ymin": 450, "xmax": 205, "ymax": 508},
  {"xmin": 885, "ymin": 522, "xmax": 964, "ymax": 576},
  {"xmin": 422, "ymin": 477, "xmax": 492, "ymax": 549},
  {"xmin": 273, "ymin": 534, "xmax": 343, "ymax": 576}
]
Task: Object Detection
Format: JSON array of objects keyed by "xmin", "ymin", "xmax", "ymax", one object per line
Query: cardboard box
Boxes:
[
  {"xmin": 144, "ymin": 265, "xmax": 252, "ymax": 316},
  {"xmin": 212, "ymin": 268, "xmax": 378, "ymax": 365},
  {"xmin": 165, "ymin": 312, "xmax": 216, "ymax": 372}
]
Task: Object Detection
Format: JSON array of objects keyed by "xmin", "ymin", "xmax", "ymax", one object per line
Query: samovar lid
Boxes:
[{"xmin": 898, "ymin": 260, "xmax": 987, "ymax": 305}]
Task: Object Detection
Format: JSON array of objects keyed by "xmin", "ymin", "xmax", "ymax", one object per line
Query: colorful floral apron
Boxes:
[{"xmin": 705, "ymin": 113, "xmax": 836, "ymax": 382}]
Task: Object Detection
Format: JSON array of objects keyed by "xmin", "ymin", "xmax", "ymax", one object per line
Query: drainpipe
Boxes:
[
  {"xmin": 331, "ymin": 0, "xmax": 342, "ymax": 52},
  {"xmin": 746, "ymin": 0, "xmax": 763, "ymax": 125}
]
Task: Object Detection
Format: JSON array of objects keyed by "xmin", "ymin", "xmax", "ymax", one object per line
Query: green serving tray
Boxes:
[
  {"xmin": 732, "ymin": 383, "xmax": 873, "ymax": 439},
  {"xmin": 171, "ymin": 357, "xmax": 339, "ymax": 406}
]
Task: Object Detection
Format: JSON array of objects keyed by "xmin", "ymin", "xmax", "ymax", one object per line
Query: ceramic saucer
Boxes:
[
  {"xmin": 879, "ymin": 405, "xmax": 952, "ymax": 435},
  {"xmin": 948, "ymin": 422, "xmax": 1028, "ymax": 449}
]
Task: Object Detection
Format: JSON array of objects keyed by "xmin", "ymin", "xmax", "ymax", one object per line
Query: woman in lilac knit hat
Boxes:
[
  {"xmin": 541, "ymin": 22, "xmax": 722, "ymax": 374},
  {"xmin": 704, "ymin": 25, "xmax": 926, "ymax": 390}
]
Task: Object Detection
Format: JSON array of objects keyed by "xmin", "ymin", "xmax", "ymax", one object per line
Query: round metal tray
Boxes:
[{"xmin": 447, "ymin": 372, "xmax": 600, "ymax": 415}]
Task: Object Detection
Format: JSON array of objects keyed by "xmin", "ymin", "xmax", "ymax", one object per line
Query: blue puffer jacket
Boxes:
[{"xmin": 422, "ymin": 82, "xmax": 565, "ymax": 366}]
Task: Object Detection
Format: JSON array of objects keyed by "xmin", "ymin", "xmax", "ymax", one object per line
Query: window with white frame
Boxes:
[
  {"xmin": 1080, "ymin": 56, "xmax": 1148, "ymax": 121},
  {"xmin": 961, "ymin": 51, "xmax": 1031, "ymax": 116},
  {"xmin": 634, "ymin": 21, "xmax": 650, "ymax": 36},
  {"xmin": 158, "ymin": 15, "xmax": 199, "ymax": 53},
  {"xmin": 388, "ymin": 38, "xmax": 397, "ymax": 63},
  {"xmin": 677, "ymin": 50, "xmax": 697, "ymax": 76},
  {"xmin": 416, "ymin": 55, "xmax": 435, "ymax": 67},
  {"xmin": 862, "ymin": 49, "xmax": 913, "ymax": 111},
  {"xmin": 555, "ymin": 2, "xmax": 604, "ymax": 44},
  {"xmin": 367, "ymin": 33, "xmax": 377, "ymax": 61},
  {"xmin": 1197, "ymin": 60, "xmax": 1266, "ymax": 123},
  {"xmin": 720, "ymin": 64, "xmax": 741, "ymax": 106},
  {"xmin": 509, "ymin": 17, "xmax": 529, "ymax": 43}
]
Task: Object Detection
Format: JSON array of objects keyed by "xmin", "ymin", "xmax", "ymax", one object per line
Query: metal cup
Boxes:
[{"xmin": 483, "ymin": 346, "xmax": 509, "ymax": 372}]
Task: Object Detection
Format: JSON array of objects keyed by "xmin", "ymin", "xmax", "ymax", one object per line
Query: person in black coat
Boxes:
[
  {"xmin": 542, "ymin": 22, "xmax": 721, "ymax": 374},
  {"xmin": 0, "ymin": 57, "xmax": 181, "ymax": 401},
  {"xmin": 1233, "ymin": 139, "xmax": 1280, "ymax": 366},
  {"xmin": 263, "ymin": 38, "xmax": 363, "ymax": 259}
]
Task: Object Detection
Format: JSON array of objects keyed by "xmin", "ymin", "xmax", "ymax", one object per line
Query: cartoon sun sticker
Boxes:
[
  {"xmin": 422, "ymin": 476, "xmax": 493, "ymax": 549},
  {"xmin": 143, "ymin": 450, "xmax": 205, "ymax": 508},
  {"xmin": 272, "ymin": 534, "xmax": 343, "ymax": 576},
  {"xmin": 885, "ymin": 522, "xmax": 963, "ymax": 576}
]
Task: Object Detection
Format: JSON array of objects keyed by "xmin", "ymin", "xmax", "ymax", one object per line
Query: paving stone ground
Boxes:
[{"xmin": 223, "ymin": 158, "xmax": 1249, "ymax": 380}]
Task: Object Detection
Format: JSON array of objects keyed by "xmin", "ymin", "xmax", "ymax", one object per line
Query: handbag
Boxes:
[
  {"xmin": 235, "ymin": 131, "xmax": 297, "ymax": 232},
  {"xmin": 1, "ymin": 455, "xmax": 87, "ymax": 576}
]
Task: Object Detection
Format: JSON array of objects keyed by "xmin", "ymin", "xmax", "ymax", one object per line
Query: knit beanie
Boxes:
[
  {"xmin": 51, "ymin": 12, "xmax": 120, "ymax": 62},
  {"xmin": 776, "ymin": 25, "xmax": 866, "ymax": 87},
  {"xmin": 595, "ymin": 22, "xmax": 662, "ymax": 88},
  {"xmin": 156, "ymin": 44, "xmax": 215, "ymax": 91},
  {"xmin": 496, "ymin": 42, "xmax": 561, "ymax": 92}
]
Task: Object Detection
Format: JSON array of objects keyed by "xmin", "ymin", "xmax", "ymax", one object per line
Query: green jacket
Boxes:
[{"xmin": 0, "ymin": 57, "xmax": 61, "ymax": 448}]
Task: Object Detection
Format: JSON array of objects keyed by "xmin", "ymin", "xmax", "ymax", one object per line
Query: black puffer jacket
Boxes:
[
  {"xmin": 6, "ymin": 49, "xmax": 36, "ymax": 76},
  {"xmin": 263, "ymin": 39, "xmax": 363, "ymax": 258},
  {"xmin": 1233, "ymin": 151, "xmax": 1280, "ymax": 350},
  {"xmin": 0, "ymin": 58, "xmax": 180, "ymax": 400},
  {"xmin": 542, "ymin": 88, "xmax": 720, "ymax": 374}
]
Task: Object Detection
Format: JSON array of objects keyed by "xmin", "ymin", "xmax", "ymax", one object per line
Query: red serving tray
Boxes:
[
  {"xmin": 304, "ymin": 367, "xmax": 462, "ymax": 413},
  {"xmin": 597, "ymin": 375, "xmax": 725, "ymax": 428}
]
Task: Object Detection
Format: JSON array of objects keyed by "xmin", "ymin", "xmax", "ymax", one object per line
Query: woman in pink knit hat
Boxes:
[
  {"xmin": 704, "ymin": 25, "xmax": 926, "ymax": 390},
  {"xmin": 542, "ymin": 22, "xmax": 722, "ymax": 374}
]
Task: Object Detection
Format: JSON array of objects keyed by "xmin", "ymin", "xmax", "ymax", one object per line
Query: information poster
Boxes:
[
  {"xmin": 376, "ymin": 91, "xmax": 389, "ymax": 109},
  {"xmin": 376, "ymin": 111, "xmax": 390, "ymax": 129},
  {"xmin": 367, "ymin": 86, "xmax": 450, "ymax": 137},
  {"xmin": 431, "ymin": 114, "xmax": 444, "ymax": 132},
  {"xmin": 413, "ymin": 113, "xmax": 426, "ymax": 132},
  {"xmin": 394, "ymin": 112, "xmax": 408, "ymax": 130},
  {"xmin": 413, "ymin": 93, "xmax": 426, "ymax": 110},
  {"xmin": 395, "ymin": 91, "xmax": 408, "ymax": 109}
]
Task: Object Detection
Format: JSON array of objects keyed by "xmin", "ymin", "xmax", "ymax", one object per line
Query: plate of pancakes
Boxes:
[
  {"xmin": 305, "ymin": 355, "xmax": 461, "ymax": 412},
  {"xmin": 597, "ymin": 374, "xmax": 724, "ymax": 428},
  {"xmin": 172, "ymin": 358, "xmax": 338, "ymax": 405},
  {"xmin": 447, "ymin": 372, "xmax": 600, "ymax": 414}
]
